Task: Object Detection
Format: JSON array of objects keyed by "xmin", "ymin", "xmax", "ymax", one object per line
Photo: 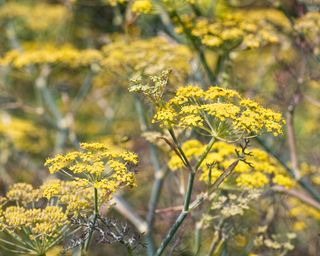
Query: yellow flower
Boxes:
[
  {"xmin": 101, "ymin": 36, "xmax": 191, "ymax": 88},
  {"xmin": 293, "ymin": 221, "xmax": 306, "ymax": 231},
  {"xmin": 272, "ymin": 174, "xmax": 295, "ymax": 188},
  {"xmin": 168, "ymin": 139, "xmax": 205, "ymax": 171},
  {"xmin": 185, "ymin": 10, "xmax": 282, "ymax": 51},
  {"xmin": 41, "ymin": 180, "xmax": 61, "ymax": 200},
  {"xmin": 0, "ymin": 44, "xmax": 102, "ymax": 68},
  {"xmin": 0, "ymin": 2, "xmax": 67, "ymax": 32},
  {"xmin": 236, "ymin": 173, "xmax": 269, "ymax": 188},
  {"xmin": 6, "ymin": 183, "xmax": 41, "ymax": 205},
  {"xmin": 152, "ymin": 85, "xmax": 284, "ymax": 140},
  {"xmin": 45, "ymin": 142, "xmax": 138, "ymax": 196},
  {"xmin": 169, "ymin": 139, "xmax": 293, "ymax": 190},
  {"xmin": 132, "ymin": 0, "xmax": 153, "ymax": 14},
  {"xmin": 0, "ymin": 115, "xmax": 49, "ymax": 154}
]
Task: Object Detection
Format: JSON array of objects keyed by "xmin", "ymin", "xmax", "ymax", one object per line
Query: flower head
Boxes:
[
  {"xmin": 45, "ymin": 142, "xmax": 138, "ymax": 197},
  {"xmin": 152, "ymin": 85, "xmax": 285, "ymax": 141}
]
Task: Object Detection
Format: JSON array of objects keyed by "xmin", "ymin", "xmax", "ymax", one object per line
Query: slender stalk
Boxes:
[
  {"xmin": 171, "ymin": 10, "xmax": 216, "ymax": 84},
  {"xmin": 84, "ymin": 188, "xmax": 99, "ymax": 252},
  {"xmin": 189, "ymin": 160, "xmax": 239, "ymax": 211},
  {"xmin": 155, "ymin": 208, "xmax": 188, "ymax": 256},
  {"xmin": 34, "ymin": 65, "xmax": 70, "ymax": 152},
  {"xmin": 127, "ymin": 247, "xmax": 133, "ymax": 256},
  {"xmin": 195, "ymin": 137, "xmax": 216, "ymax": 171},
  {"xmin": 207, "ymin": 220, "xmax": 224, "ymax": 256},
  {"xmin": 151, "ymin": 0, "xmax": 182, "ymax": 42},
  {"xmin": 272, "ymin": 186, "xmax": 320, "ymax": 210},
  {"xmin": 214, "ymin": 52, "xmax": 229, "ymax": 83},
  {"xmin": 208, "ymin": 238, "xmax": 225, "ymax": 256},
  {"xmin": 6, "ymin": 22, "xmax": 22, "ymax": 51},
  {"xmin": 286, "ymin": 109, "xmax": 299, "ymax": 178},
  {"xmin": 155, "ymin": 137, "xmax": 215, "ymax": 255},
  {"xmin": 168, "ymin": 128, "xmax": 193, "ymax": 171},
  {"xmin": 71, "ymin": 70, "xmax": 94, "ymax": 112},
  {"xmin": 0, "ymin": 238, "xmax": 33, "ymax": 252},
  {"xmin": 193, "ymin": 221, "xmax": 202, "ymax": 255}
]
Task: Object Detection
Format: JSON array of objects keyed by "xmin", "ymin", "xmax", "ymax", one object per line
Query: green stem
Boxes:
[
  {"xmin": 155, "ymin": 206, "xmax": 189, "ymax": 256},
  {"xmin": 84, "ymin": 188, "xmax": 99, "ymax": 252},
  {"xmin": 194, "ymin": 222, "xmax": 202, "ymax": 255},
  {"xmin": 155, "ymin": 137, "xmax": 215, "ymax": 255},
  {"xmin": 127, "ymin": 247, "xmax": 133, "ymax": 256},
  {"xmin": 195, "ymin": 137, "xmax": 216, "ymax": 171},
  {"xmin": 214, "ymin": 52, "xmax": 229, "ymax": 82},
  {"xmin": 168, "ymin": 128, "xmax": 193, "ymax": 171},
  {"xmin": 171, "ymin": 10, "xmax": 216, "ymax": 84},
  {"xmin": 151, "ymin": 0, "xmax": 182, "ymax": 43}
]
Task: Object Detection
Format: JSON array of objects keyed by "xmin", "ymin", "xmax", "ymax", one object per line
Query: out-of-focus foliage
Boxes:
[{"xmin": 0, "ymin": 0, "xmax": 319, "ymax": 255}]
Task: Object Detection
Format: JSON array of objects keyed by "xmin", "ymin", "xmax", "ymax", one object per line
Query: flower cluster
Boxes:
[
  {"xmin": 288, "ymin": 197, "xmax": 320, "ymax": 231},
  {"xmin": 0, "ymin": 183, "xmax": 69, "ymax": 255},
  {"xmin": 0, "ymin": 115, "xmax": 49, "ymax": 154},
  {"xmin": 294, "ymin": 12, "xmax": 320, "ymax": 54},
  {"xmin": 44, "ymin": 142, "xmax": 138, "ymax": 198},
  {"xmin": 0, "ymin": 141, "xmax": 139, "ymax": 254},
  {"xmin": 0, "ymin": 2, "xmax": 67, "ymax": 31},
  {"xmin": 97, "ymin": 36, "xmax": 191, "ymax": 88},
  {"xmin": 129, "ymin": 70, "xmax": 170, "ymax": 103},
  {"xmin": 200, "ymin": 190, "xmax": 296, "ymax": 254},
  {"xmin": 3, "ymin": 181, "xmax": 94, "ymax": 218},
  {"xmin": 252, "ymin": 230, "xmax": 296, "ymax": 254},
  {"xmin": 208, "ymin": 191, "xmax": 261, "ymax": 219},
  {"xmin": 152, "ymin": 85, "xmax": 284, "ymax": 140},
  {"xmin": 0, "ymin": 44, "xmax": 102, "ymax": 68},
  {"xmin": 0, "ymin": 2, "xmax": 67, "ymax": 32},
  {"xmin": 200, "ymin": 191, "xmax": 263, "ymax": 252},
  {"xmin": 168, "ymin": 139, "xmax": 294, "ymax": 189},
  {"xmin": 131, "ymin": 0, "xmax": 153, "ymax": 14},
  {"xmin": 300, "ymin": 163, "xmax": 320, "ymax": 186},
  {"xmin": 176, "ymin": 10, "xmax": 284, "ymax": 50},
  {"xmin": 40, "ymin": 179, "xmax": 94, "ymax": 216}
]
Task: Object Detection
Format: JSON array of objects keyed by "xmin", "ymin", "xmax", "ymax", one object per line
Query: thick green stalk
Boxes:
[
  {"xmin": 127, "ymin": 247, "xmax": 133, "ymax": 256},
  {"xmin": 84, "ymin": 188, "xmax": 99, "ymax": 252},
  {"xmin": 155, "ymin": 209, "xmax": 188, "ymax": 256},
  {"xmin": 155, "ymin": 137, "xmax": 215, "ymax": 255}
]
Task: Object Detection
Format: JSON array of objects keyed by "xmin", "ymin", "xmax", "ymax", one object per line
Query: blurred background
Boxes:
[{"xmin": 0, "ymin": 0, "xmax": 319, "ymax": 255}]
